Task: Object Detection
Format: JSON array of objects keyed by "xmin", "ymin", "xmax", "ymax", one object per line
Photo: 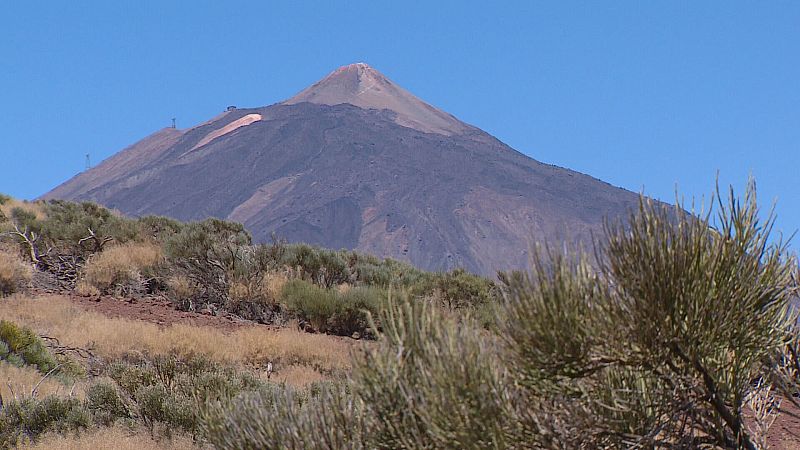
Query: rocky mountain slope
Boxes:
[{"xmin": 44, "ymin": 63, "xmax": 641, "ymax": 275}]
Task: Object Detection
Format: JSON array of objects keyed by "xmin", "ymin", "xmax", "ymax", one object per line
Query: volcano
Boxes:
[{"xmin": 43, "ymin": 63, "xmax": 641, "ymax": 275}]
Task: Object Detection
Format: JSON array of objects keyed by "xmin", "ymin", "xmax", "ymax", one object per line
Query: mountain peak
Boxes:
[
  {"xmin": 334, "ymin": 62, "xmax": 381, "ymax": 76},
  {"xmin": 283, "ymin": 63, "xmax": 470, "ymax": 135}
]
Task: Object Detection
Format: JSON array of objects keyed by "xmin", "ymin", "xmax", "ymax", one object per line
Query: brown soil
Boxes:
[
  {"xmin": 769, "ymin": 399, "xmax": 800, "ymax": 449},
  {"xmin": 31, "ymin": 288, "xmax": 254, "ymax": 331}
]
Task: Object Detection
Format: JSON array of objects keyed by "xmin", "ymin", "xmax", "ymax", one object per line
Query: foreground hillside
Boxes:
[
  {"xmin": 2, "ymin": 185, "xmax": 800, "ymax": 448},
  {"xmin": 0, "ymin": 194, "xmax": 497, "ymax": 336},
  {"xmin": 0, "ymin": 194, "xmax": 492, "ymax": 447},
  {"xmin": 0, "ymin": 293, "xmax": 356, "ymax": 448}
]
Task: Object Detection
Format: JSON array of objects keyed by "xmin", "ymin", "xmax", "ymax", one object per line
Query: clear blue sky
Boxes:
[{"xmin": 1, "ymin": 2, "xmax": 798, "ymax": 241}]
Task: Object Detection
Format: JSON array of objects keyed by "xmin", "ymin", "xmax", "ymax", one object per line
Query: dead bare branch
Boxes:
[
  {"xmin": 0, "ymin": 221, "xmax": 40, "ymax": 264},
  {"xmin": 30, "ymin": 364, "xmax": 63, "ymax": 398},
  {"xmin": 78, "ymin": 227, "xmax": 113, "ymax": 252}
]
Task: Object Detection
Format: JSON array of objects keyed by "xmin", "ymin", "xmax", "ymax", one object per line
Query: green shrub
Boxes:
[
  {"xmin": 32, "ymin": 200, "xmax": 140, "ymax": 256},
  {"xmin": 0, "ymin": 396, "xmax": 91, "ymax": 446},
  {"xmin": 0, "ymin": 200, "xmax": 146, "ymax": 289},
  {"xmin": 0, "ymin": 199, "xmax": 181, "ymax": 261},
  {"xmin": 282, "ymin": 244, "xmax": 351, "ymax": 288},
  {"xmin": 412, "ymin": 268, "xmax": 498, "ymax": 309},
  {"xmin": 281, "ymin": 279, "xmax": 338, "ymax": 332},
  {"xmin": 0, "ymin": 321, "xmax": 58, "ymax": 374},
  {"xmin": 356, "ymin": 298, "xmax": 510, "ymax": 448},
  {"xmin": 164, "ymin": 218, "xmax": 251, "ymax": 309},
  {"xmin": 332, "ymin": 286, "xmax": 386, "ymax": 337},
  {"xmin": 85, "ymin": 382, "xmax": 130, "ymax": 426},
  {"xmin": 135, "ymin": 384, "xmax": 194, "ymax": 433},
  {"xmin": 351, "ymin": 253, "xmax": 427, "ymax": 288},
  {"xmin": 281, "ymin": 279, "xmax": 386, "ymax": 336},
  {"xmin": 203, "ymin": 296, "xmax": 509, "ymax": 449},
  {"xmin": 107, "ymin": 360, "xmax": 158, "ymax": 396},
  {"xmin": 202, "ymin": 385, "xmax": 365, "ymax": 450},
  {"xmin": 497, "ymin": 180, "xmax": 800, "ymax": 448},
  {"xmin": 106, "ymin": 353, "xmax": 268, "ymax": 437},
  {"xmin": 136, "ymin": 215, "xmax": 185, "ymax": 242}
]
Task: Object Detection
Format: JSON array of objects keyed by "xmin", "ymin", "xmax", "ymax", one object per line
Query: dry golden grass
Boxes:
[
  {"xmin": 80, "ymin": 242, "xmax": 162, "ymax": 293},
  {"xmin": 336, "ymin": 282, "xmax": 353, "ymax": 295},
  {"xmin": 166, "ymin": 275, "xmax": 197, "ymax": 301},
  {"xmin": 227, "ymin": 271, "xmax": 287, "ymax": 308},
  {"xmin": 0, "ymin": 198, "xmax": 46, "ymax": 221},
  {"xmin": 74, "ymin": 280, "xmax": 100, "ymax": 297},
  {"xmin": 0, "ymin": 362, "xmax": 82, "ymax": 401},
  {"xmin": 263, "ymin": 271, "xmax": 288, "ymax": 299},
  {"xmin": 0, "ymin": 295, "xmax": 354, "ymax": 371},
  {"xmin": 227, "ymin": 280, "xmax": 255, "ymax": 304},
  {"xmin": 0, "ymin": 246, "xmax": 32, "ymax": 296},
  {"xmin": 24, "ymin": 425, "xmax": 196, "ymax": 450},
  {"xmin": 268, "ymin": 364, "xmax": 329, "ymax": 388}
]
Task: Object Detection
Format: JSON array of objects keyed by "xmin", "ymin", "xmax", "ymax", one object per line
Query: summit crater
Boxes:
[{"xmin": 284, "ymin": 63, "xmax": 471, "ymax": 135}]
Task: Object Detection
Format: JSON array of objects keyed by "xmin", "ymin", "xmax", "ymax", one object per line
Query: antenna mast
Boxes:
[
  {"xmin": 85, "ymin": 153, "xmax": 91, "ymax": 171},
  {"xmin": 171, "ymin": 118, "xmax": 176, "ymax": 129}
]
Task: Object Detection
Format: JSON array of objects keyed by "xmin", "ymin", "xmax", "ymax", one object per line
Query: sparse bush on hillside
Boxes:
[
  {"xmin": 1, "ymin": 200, "xmax": 136, "ymax": 259},
  {"xmin": 281, "ymin": 279, "xmax": 385, "ymax": 336},
  {"xmin": 282, "ymin": 244, "xmax": 352, "ymax": 288},
  {"xmin": 0, "ymin": 395, "xmax": 91, "ymax": 447},
  {"xmin": 164, "ymin": 218, "xmax": 251, "ymax": 310},
  {"xmin": 412, "ymin": 267, "xmax": 498, "ymax": 310},
  {"xmin": 79, "ymin": 242, "xmax": 163, "ymax": 296},
  {"xmin": 85, "ymin": 382, "xmax": 131, "ymax": 426},
  {"xmin": 356, "ymin": 297, "xmax": 510, "ymax": 448},
  {"xmin": 137, "ymin": 215, "xmax": 185, "ymax": 242},
  {"xmin": 106, "ymin": 353, "xmax": 268, "ymax": 437},
  {"xmin": 37, "ymin": 200, "xmax": 141, "ymax": 254},
  {"xmin": 0, "ymin": 199, "xmax": 147, "ymax": 288},
  {"xmin": 202, "ymin": 383, "xmax": 366, "ymax": 450},
  {"xmin": 0, "ymin": 246, "xmax": 31, "ymax": 296},
  {"xmin": 0, "ymin": 321, "xmax": 59, "ymax": 375}
]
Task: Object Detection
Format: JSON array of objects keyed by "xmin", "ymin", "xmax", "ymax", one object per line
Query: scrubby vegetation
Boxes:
[
  {"xmin": 0, "ymin": 312, "xmax": 343, "ymax": 447},
  {"xmin": 1, "ymin": 180, "xmax": 799, "ymax": 448},
  {"xmin": 0, "ymin": 246, "xmax": 30, "ymax": 297},
  {"xmin": 1, "ymin": 197, "xmax": 497, "ymax": 338},
  {"xmin": 78, "ymin": 242, "xmax": 163, "ymax": 296},
  {"xmin": 0, "ymin": 321, "xmax": 59, "ymax": 375},
  {"xmin": 201, "ymin": 181, "xmax": 800, "ymax": 449}
]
